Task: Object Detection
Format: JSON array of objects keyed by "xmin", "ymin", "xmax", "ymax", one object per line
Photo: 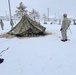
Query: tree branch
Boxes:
[{"xmin": 0, "ymin": 47, "xmax": 9, "ymax": 55}]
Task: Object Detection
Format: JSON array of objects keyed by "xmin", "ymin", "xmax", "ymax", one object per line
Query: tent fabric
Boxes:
[{"xmin": 8, "ymin": 15, "xmax": 46, "ymax": 36}]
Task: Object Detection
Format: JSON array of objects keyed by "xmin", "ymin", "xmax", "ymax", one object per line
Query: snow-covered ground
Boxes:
[{"xmin": 0, "ymin": 21, "xmax": 76, "ymax": 75}]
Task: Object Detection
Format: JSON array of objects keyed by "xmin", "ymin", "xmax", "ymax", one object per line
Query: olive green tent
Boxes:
[{"xmin": 8, "ymin": 15, "xmax": 46, "ymax": 37}]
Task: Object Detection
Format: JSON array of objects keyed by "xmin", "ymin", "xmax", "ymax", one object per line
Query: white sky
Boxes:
[{"xmin": 0, "ymin": 0, "xmax": 76, "ymax": 17}]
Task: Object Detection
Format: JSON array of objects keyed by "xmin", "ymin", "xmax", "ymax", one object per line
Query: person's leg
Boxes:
[
  {"xmin": 1, "ymin": 25, "xmax": 4, "ymax": 30},
  {"xmin": 61, "ymin": 29, "xmax": 67, "ymax": 41},
  {"xmin": 64, "ymin": 30, "xmax": 67, "ymax": 40}
]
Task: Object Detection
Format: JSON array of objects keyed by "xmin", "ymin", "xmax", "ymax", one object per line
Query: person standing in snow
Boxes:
[
  {"xmin": 10, "ymin": 19, "xmax": 14, "ymax": 29},
  {"xmin": 0, "ymin": 19, "xmax": 4, "ymax": 30},
  {"xmin": 60, "ymin": 13, "xmax": 71, "ymax": 42}
]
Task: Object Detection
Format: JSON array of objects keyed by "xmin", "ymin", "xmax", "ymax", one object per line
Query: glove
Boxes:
[{"xmin": 60, "ymin": 28, "xmax": 63, "ymax": 31}]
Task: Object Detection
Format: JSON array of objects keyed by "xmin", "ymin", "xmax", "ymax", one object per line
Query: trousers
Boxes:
[{"xmin": 61, "ymin": 29, "xmax": 67, "ymax": 40}]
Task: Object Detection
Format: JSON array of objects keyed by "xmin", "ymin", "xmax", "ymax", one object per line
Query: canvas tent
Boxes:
[{"xmin": 7, "ymin": 15, "xmax": 46, "ymax": 37}]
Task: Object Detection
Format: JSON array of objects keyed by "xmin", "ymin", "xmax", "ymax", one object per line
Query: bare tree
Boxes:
[
  {"xmin": 36, "ymin": 12, "xmax": 40, "ymax": 22},
  {"xmin": 15, "ymin": 2, "xmax": 27, "ymax": 17},
  {"xmin": 43, "ymin": 14, "xmax": 47, "ymax": 24},
  {"xmin": 59, "ymin": 19, "xmax": 61, "ymax": 25},
  {"xmin": 29, "ymin": 9, "xmax": 40, "ymax": 21}
]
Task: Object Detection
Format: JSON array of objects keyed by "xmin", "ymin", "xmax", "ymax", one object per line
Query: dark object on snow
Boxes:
[
  {"xmin": 8, "ymin": 15, "xmax": 46, "ymax": 37},
  {"xmin": 61, "ymin": 39, "xmax": 69, "ymax": 42},
  {"xmin": 50, "ymin": 22, "xmax": 53, "ymax": 24},
  {"xmin": 0, "ymin": 58, "xmax": 4, "ymax": 64},
  {"xmin": 44, "ymin": 22, "xmax": 47, "ymax": 24}
]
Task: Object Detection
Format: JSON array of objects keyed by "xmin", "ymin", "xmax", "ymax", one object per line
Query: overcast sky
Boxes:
[{"xmin": 0, "ymin": 0, "xmax": 76, "ymax": 17}]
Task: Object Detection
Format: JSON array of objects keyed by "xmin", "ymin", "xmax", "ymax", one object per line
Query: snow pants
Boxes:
[
  {"xmin": 61, "ymin": 29, "xmax": 67, "ymax": 40},
  {"xmin": 1, "ymin": 24, "xmax": 4, "ymax": 30}
]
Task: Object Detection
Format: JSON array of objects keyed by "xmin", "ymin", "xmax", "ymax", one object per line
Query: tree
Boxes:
[
  {"xmin": 15, "ymin": 2, "xmax": 27, "ymax": 17},
  {"xmin": 29, "ymin": 9, "xmax": 40, "ymax": 21},
  {"xmin": 43, "ymin": 14, "xmax": 47, "ymax": 24},
  {"xmin": 59, "ymin": 19, "xmax": 61, "ymax": 25}
]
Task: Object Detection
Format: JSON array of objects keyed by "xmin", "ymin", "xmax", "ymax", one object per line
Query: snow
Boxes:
[{"xmin": 0, "ymin": 21, "xmax": 76, "ymax": 75}]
